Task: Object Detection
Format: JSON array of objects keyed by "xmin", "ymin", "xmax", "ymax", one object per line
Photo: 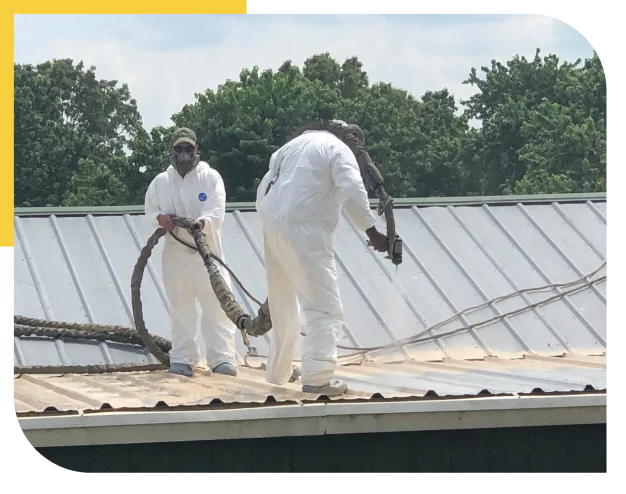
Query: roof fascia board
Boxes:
[{"xmin": 19, "ymin": 393, "xmax": 606, "ymax": 448}]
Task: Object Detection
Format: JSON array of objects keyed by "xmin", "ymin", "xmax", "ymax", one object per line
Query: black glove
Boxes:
[
  {"xmin": 365, "ymin": 226, "xmax": 389, "ymax": 253},
  {"xmin": 191, "ymin": 219, "xmax": 206, "ymax": 232}
]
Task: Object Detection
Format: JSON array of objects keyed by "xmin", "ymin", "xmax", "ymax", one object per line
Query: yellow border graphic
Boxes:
[{"xmin": 4, "ymin": 2, "xmax": 247, "ymax": 247}]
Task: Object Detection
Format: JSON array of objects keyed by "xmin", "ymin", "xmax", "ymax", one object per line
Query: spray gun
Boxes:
[
  {"xmin": 377, "ymin": 194, "xmax": 403, "ymax": 266},
  {"xmin": 388, "ymin": 234, "xmax": 403, "ymax": 265}
]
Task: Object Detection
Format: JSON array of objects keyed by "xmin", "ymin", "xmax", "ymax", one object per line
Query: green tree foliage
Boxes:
[
  {"xmin": 171, "ymin": 54, "xmax": 470, "ymax": 200},
  {"xmin": 14, "ymin": 50, "xmax": 606, "ymax": 207},
  {"xmin": 461, "ymin": 49, "xmax": 605, "ymax": 195},
  {"xmin": 14, "ymin": 59, "xmax": 143, "ymax": 207}
]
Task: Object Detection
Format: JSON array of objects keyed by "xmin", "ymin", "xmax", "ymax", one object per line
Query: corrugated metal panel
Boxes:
[
  {"xmin": 14, "ymin": 198, "xmax": 607, "ymax": 371},
  {"xmin": 14, "ymin": 355, "xmax": 606, "ymax": 415}
]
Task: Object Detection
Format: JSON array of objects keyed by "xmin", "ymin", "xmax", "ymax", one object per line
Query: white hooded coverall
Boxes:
[
  {"xmin": 144, "ymin": 161, "xmax": 238, "ymax": 370},
  {"xmin": 256, "ymin": 130, "xmax": 377, "ymax": 387}
]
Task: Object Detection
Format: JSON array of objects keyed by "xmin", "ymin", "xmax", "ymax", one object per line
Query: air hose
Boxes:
[{"xmin": 14, "ymin": 215, "xmax": 268, "ymax": 374}]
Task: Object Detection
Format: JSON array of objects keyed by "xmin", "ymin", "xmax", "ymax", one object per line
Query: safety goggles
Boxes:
[{"xmin": 174, "ymin": 144, "xmax": 195, "ymax": 154}]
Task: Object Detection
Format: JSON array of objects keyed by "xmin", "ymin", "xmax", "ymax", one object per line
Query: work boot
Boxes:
[
  {"xmin": 169, "ymin": 363, "xmax": 193, "ymax": 377},
  {"xmin": 289, "ymin": 365, "xmax": 302, "ymax": 383},
  {"xmin": 212, "ymin": 362, "xmax": 238, "ymax": 377},
  {"xmin": 302, "ymin": 380, "xmax": 348, "ymax": 397}
]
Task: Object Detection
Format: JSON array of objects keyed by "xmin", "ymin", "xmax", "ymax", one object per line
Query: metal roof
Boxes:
[
  {"xmin": 14, "ymin": 194, "xmax": 607, "ymax": 416},
  {"xmin": 14, "ymin": 354, "xmax": 606, "ymax": 416}
]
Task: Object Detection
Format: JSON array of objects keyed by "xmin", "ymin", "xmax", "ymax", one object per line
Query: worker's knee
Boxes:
[{"xmin": 303, "ymin": 306, "xmax": 344, "ymax": 324}]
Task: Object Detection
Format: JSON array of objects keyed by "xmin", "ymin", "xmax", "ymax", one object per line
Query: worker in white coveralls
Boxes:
[
  {"xmin": 144, "ymin": 127, "xmax": 238, "ymax": 378},
  {"xmin": 256, "ymin": 123, "xmax": 389, "ymax": 396}
]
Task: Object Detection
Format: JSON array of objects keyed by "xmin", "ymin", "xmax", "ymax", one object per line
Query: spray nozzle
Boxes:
[{"xmin": 385, "ymin": 234, "xmax": 403, "ymax": 266}]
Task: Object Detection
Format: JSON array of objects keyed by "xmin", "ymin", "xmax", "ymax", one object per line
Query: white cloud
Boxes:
[{"xmin": 15, "ymin": 14, "xmax": 594, "ymax": 130}]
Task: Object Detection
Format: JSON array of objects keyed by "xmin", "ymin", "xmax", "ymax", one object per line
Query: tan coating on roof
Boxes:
[{"xmin": 14, "ymin": 354, "xmax": 606, "ymax": 416}]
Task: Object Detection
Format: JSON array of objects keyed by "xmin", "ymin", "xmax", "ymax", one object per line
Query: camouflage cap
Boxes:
[{"xmin": 172, "ymin": 127, "xmax": 197, "ymax": 146}]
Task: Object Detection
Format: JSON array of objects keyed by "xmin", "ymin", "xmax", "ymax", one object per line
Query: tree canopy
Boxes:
[{"xmin": 14, "ymin": 49, "xmax": 606, "ymax": 207}]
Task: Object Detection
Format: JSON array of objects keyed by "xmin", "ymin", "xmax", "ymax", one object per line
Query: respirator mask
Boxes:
[{"xmin": 172, "ymin": 144, "xmax": 200, "ymax": 176}]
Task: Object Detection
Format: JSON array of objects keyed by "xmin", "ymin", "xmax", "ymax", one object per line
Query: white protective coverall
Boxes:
[
  {"xmin": 144, "ymin": 162, "xmax": 238, "ymax": 370},
  {"xmin": 256, "ymin": 130, "xmax": 377, "ymax": 387}
]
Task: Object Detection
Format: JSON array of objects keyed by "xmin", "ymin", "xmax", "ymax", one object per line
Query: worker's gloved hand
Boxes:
[
  {"xmin": 192, "ymin": 219, "xmax": 205, "ymax": 232},
  {"xmin": 157, "ymin": 214, "xmax": 175, "ymax": 232},
  {"xmin": 365, "ymin": 226, "xmax": 389, "ymax": 253}
]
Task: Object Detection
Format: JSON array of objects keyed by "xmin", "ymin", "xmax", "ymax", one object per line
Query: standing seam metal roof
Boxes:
[{"xmin": 13, "ymin": 194, "xmax": 606, "ymax": 411}]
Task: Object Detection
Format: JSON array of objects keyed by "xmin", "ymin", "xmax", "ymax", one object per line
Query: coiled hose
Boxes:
[{"xmin": 14, "ymin": 216, "xmax": 270, "ymax": 374}]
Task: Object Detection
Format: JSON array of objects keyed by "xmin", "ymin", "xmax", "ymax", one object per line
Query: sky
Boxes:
[{"xmin": 14, "ymin": 14, "xmax": 595, "ymax": 131}]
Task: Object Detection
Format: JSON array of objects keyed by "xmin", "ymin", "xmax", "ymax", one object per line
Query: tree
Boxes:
[
  {"xmin": 165, "ymin": 54, "xmax": 470, "ymax": 201},
  {"xmin": 169, "ymin": 63, "xmax": 343, "ymax": 201},
  {"xmin": 303, "ymin": 52, "xmax": 342, "ymax": 87},
  {"xmin": 461, "ymin": 49, "xmax": 606, "ymax": 195},
  {"xmin": 124, "ymin": 126, "xmax": 175, "ymax": 205},
  {"xmin": 513, "ymin": 100, "xmax": 606, "ymax": 194},
  {"xmin": 15, "ymin": 50, "xmax": 606, "ymax": 208},
  {"xmin": 14, "ymin": 59, "xmax": 143, "ymax": 207},
  {"xmin": 339, "ymin": 56, "xmax": 369, "ymax": 99}
]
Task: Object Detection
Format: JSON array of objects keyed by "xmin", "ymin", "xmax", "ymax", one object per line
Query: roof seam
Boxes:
[{"xmin": 13, "ymin": 193, "xmax": 607, "ymax": 217}]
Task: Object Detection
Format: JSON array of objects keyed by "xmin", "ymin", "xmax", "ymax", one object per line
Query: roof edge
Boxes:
[
  {"xmin": 19, "ymin": 393, "xmax": 606, "ymax": 448},
  {"xmin": 14, "ymin": 192, "xmax": 607, "ymax": 217}
]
